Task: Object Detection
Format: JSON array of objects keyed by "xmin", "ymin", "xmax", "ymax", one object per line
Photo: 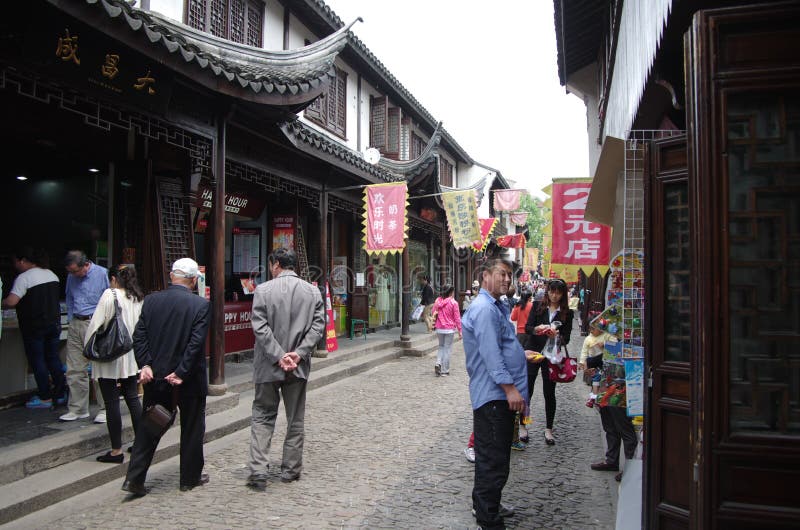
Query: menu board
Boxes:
[{"xmin": 232, "ymin": 227, "xmax": 261, "ymax": 274}]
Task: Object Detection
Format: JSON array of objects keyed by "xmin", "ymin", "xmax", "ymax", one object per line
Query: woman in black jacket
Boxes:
[{"xmin": 524, "ymin": 278, "xmax": 573, "ymax": 445}]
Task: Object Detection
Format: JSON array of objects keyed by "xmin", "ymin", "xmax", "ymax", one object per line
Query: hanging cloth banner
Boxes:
[
  {"xmin": 550, "ymin": 180, "xmax": 611, "ymax": 279},
  {"xmin": 493, "ymin": 189, "xmax": 523, "ymax": 212},
  {"xmin": 324, "ymin": 282, "xmax": 338, "ymax": 352},
  {"xmin": 442, "ymin": 190, "xmax": 481, "ymax": 249},
  {"xmin": 523, "ymin": 247, "xmax": 539, "ymax": 271},
  {"xmin": 363, "ymin": 182, "xmax": 408, "ymax": 255},
  {"xmin": 471, "ymin": 217, "xmax": 498, "ymax": 252},
  {"xmin": 496, "ymin": 233, "xmax": 527, "ymax": 249},
  {"xmin": 509, "ymin": 212, "xmax": 529, "ymax": 226}
]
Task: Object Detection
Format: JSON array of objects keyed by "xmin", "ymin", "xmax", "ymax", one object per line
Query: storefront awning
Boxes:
[{"xmin": 585, "ymin": 136, "xmax": 624, "ymax": 226}]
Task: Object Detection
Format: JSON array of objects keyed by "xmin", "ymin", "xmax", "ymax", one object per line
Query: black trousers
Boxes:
[
  {"xmin": 98, "ymin": 376, "xmax": 142, "ymax": 449},
  {"xmin": 126, "ymin": 380, "xmax": 206, "ymax": 487},
  {"xmin": 527, "ymin": 360, "xmax": 557, "ymax": 429},
  {"xmin": 473, "ymin": 400, "xmax": 515, "ymax": 530},
  {"xmin": 599, "ymin": 405, "xmax": 637, "ymax": 466}
]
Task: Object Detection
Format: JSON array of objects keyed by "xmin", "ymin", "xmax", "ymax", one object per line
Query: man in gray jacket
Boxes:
[{"xmin": 246, "ymin": 248, "xmax": 325, "ymax": 491}]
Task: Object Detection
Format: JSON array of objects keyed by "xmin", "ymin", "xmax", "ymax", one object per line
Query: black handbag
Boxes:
[
  {"xmin": 82, "ymin": 289, "xmax": 133, "ymax": 362},
  {"xmin": 141, "ymin": 386, "xmax": 178, "ymax": 439}
]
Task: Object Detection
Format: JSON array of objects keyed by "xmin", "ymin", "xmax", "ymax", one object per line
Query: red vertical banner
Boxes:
[
  {"xmin": 324, "ymin": 282, "xmax": 338, "ymax": 352},
  {"xmin": 363, "ymin": 183, "xmax": 408, "ymax": 254},
  {"xmin": 550, "ymin": 181, "xmax": 611, "ymax": 277}
]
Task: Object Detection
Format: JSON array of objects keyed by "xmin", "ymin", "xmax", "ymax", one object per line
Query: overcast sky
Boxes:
[{"xmin": 324, "ymin": 0, "xmax": 590, "ymax": 196}]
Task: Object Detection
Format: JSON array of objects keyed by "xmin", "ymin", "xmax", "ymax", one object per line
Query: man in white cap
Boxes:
[{"xmin": 122, "ymin": 257, "xmax": 211, "ymax": 496}]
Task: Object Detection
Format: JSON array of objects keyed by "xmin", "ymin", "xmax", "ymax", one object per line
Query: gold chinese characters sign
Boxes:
[
  {"xmin": 19, "ymin": 9, "xmax": 173, "ymax": 111},
  {"xmin": 442, "ymin": 190, "xmax": 481, "ymax": 249}
]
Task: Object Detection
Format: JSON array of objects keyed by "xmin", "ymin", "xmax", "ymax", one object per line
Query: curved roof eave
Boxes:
[
  {"xmin": 378, "ymin": 122, "xmax": 442, "ymax": 180},
  {"xmin": 49, "ymin": 0, "xmax": 359, "ymax": 106}
]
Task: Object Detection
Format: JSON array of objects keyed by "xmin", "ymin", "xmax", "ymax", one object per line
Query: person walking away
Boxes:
[
  {"xmin": 2, "ymin": 247, "xmax": 66, "ymax": 409},
  {"xmin": 121, "ymin": 258, "xmax": 210, "ymax": 496},
  {"xmin": 510, "ymin": 288, "xmax": 533, "ymax": 443},
  {"xmin": 418, "ymin": 274, "xmax": 435, "ymax": 332},
  {"xmin": 523, "ymin": 278, "xmax": 573, "ymax": 446},
  {"xmin": 462, "ymin": 257, "xmax": 530, "ymax": 529},
  {"xmin": 86, "ymin": 264, "xmax": 144, "ymax": 463},
  {"xmin": 462, "ymin": 280, "xmax": 481, "ymax": 314},
  {"xmin": 61, "ymin": 250, "xmax": 108, "ymax": 422},
  {"xmin": 432, "ymin": 285, "xmax": 461, "ymax": 376},
  {"xmin": 246, "ymin": 248, "xmax": 325, "ymax": 491}
]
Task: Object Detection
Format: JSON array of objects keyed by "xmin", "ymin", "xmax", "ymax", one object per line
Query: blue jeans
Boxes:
[{"xmin": 22, "ymin": 323, "xmax": 65, "ymax": 401}]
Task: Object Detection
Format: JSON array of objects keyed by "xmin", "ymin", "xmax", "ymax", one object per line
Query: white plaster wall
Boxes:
[
  {"xmin": 340, "ymin": 60, "xmax": 358, "ymax": 150},
  {"xmin": 148, "ymin": 0, "xmax": 183, "ymax": 22},
  {"xmin": 263, "ymin": 0, "xmax": 284, "ymax": 50},
  {"xmin": 359, "ymin": 80, "xmax": 380, "ymax": 150},
  {"xmin": 287, "ymin": 14, "xmax": 316, "ymax": 49}
]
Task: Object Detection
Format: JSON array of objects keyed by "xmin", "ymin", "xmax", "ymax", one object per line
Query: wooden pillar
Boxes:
[
  {"xmin": 208, "ymin": 110, "xmax": 227, "ymax": 396},
  {"xmin": 439, "ymin": 226, "xmax": 447, "ymax": 287},
  {"xmin": 400, "ymin": 238, "xmax": 410, "ymax": 342}
]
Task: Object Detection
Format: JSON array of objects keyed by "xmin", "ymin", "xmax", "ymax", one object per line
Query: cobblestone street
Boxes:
[{"xmin": 32, "ymin": 327, "xmax": 616, "ymax": 529}]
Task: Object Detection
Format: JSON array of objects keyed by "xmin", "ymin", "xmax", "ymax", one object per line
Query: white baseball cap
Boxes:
[
  {"xmin": 472, "ymin": 280, "xmax": 480, "ymax": 289},
  {"xmin": 172, "ymin": 257, "xmax": 199, "ymax": 278}
]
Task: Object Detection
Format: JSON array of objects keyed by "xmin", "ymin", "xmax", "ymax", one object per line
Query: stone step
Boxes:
[{"xmin": 0, "ymin": 343, "xmax": 422, "ymax": 525}]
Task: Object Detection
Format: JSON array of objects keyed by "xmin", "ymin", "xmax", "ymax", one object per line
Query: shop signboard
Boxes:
[
  {"xmin": 196, "ymin": 187, "xmax": 266, "ymax": 219},
  {"xmin": 324, "ymin": 283, "xmax": 338, "ymax": 352},
  {"xmin": 223, "ymin": 301, "xmax": 255, "ymax": 354},
  {"xmin": 363, "ymin": 183, "xmax": 408, "ymax": 254},
  {"xmin": 624, "ymin": 359, "xmax": 644, "ymax": 417},
  {"xmin": 550, "ymin": 180, "xmax": 611, "ymax": 279},
  {"xmin": 442, "ymin": 190, "xmax": 480, "ymax": 249},
  {"xmin": 272, "ymin": 215, "xmax": 295, "ymax": 250},
  {"xmin": 21, "ymin": 5, "xmax": 174, "ymax": 112}
]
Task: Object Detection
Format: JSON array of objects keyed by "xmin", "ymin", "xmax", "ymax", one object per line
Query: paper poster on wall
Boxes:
[
  {"xmin": 232, "ymin": 227, "xmax": 261, "ymax": 274},
  {"xmin": 624, "ymin": 359, "xmax": 644, "ymax": 417},
  {"xmin": 272, "ymin": 215, "xmax": 295, "ymax": 250},
  {"xmin": 331, "ymin": 256, "xmax": 348, "ymax": 295}
]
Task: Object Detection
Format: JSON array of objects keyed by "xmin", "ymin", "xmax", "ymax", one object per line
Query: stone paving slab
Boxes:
[{"xmin": 16, "ymin": 323, "xmax": 617, "ymax": 530}]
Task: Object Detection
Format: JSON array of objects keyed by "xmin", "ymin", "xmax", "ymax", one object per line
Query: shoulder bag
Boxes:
[
  {"xmin": 82, "ymin": 289, "xmax": 133, "ymax": 362},
  {"xmin": 548, "ymin": 344, "xmax": 578, "ymax": 383}
]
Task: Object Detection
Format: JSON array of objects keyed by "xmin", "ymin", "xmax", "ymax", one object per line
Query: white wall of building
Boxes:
[{"xmin": 263, "ymin": 0, "xmax": 285, "ymax": 50}]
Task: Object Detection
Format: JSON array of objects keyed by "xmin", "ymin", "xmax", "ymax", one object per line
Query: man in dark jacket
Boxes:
[
  {"xmin": 122, "ymin": 258, "xmax": 210, "ymax": 496},
  {"xmin": 419, "ymin": 274, "xmax": 435, "ymax": 332}
]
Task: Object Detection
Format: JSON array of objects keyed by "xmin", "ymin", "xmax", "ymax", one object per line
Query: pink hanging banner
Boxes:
[
  {"xmin": 509, "ymin": 212, "xmax": 529, "ymax": 226},
  {"xmin": 493, "ymin": 189, "xmax": 522, "ymax": 212},
  {"xmin": 363, "ymin": 183, "xmax": 408, "ymax": 254},
  {"xmin": 550, "ymin": 181, "xmax": 611, "ymax": 274}
]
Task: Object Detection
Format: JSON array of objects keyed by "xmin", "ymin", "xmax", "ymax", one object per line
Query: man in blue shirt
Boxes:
[
  {"xmin": 462, "ymin": 257, "xmax": 529, "ymax": 530},
  {"xmin": 60, "ymin": 251, "xmax": 109, "ymax": 422}
]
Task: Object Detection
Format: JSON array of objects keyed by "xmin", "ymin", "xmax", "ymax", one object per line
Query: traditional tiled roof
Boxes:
[
  {"xmin": 50, "ymin": 0, "xmax": 359, "ymax": 104},
  {"xmin": 280, "ymin": 120, "xmax": 398, "ymax": 183},
  {"xmin": 378, "ymin": 122, "xmax": 442, "ymax": 181},
  {"xmin": 553, "ymin": 0, "xmax": 606, "ymax": 86},
  {"xmin": 292, "ymin": 0, "xmax": 475, "ymax": 164}
]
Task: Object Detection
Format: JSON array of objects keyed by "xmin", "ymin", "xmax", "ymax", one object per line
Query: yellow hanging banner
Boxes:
[{"xmin": 442, "ymin": 190, "xmax": 481, "ymax": 249}]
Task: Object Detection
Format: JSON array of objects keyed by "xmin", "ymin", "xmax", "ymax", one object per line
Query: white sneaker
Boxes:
[
  {"xmin": 59, "ymin": 412, "xmax": 90, "ymax": 421},
  {"xmin": 464, "ymin": 446, "xmax": 475, "ymax": 463},
  {"xmin": 94, "ymin": 411, "xmax": 107, "ymax": 424}
]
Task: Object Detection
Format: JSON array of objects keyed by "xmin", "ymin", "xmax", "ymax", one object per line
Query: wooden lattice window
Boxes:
[
  {"xmin": 385, "ymin": 107, "xmax": 401, "ymax": 159},
  {"xmin": 440, "ymin": 158, "xmax": 454, "ymax": 187},
  {"xmin": 305, "ymin": 66, "xmax": 347, "ymax": 138},
  {"xmin": 410, "ymin": 132, "xmax": 424, "ymax": 159},
  {"xmin": 370, "ymin": 95, "xmax": 387, "ymax": 150},
  {"xmin": 186, "ymin": 0, "xmax": 263, "ymax": 48}
]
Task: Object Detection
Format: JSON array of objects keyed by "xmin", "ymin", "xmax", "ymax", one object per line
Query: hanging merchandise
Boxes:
[
  {"xmin": 442, "ymin": 190, "xmax": 481, "ymax": 248},
  {"xmin": 363, "ymin": 183, "xmax": 408, "ymax": 255}
]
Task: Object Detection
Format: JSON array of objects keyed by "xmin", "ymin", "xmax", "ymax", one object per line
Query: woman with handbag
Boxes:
[
  {"xmin": 432, "ymin": 285, "xmax": 461, "ymax": 376},
  {"xmin": 524, "ymin": 278, "xmax": 573, "ymax": 445},
  {"xmin": 84, "ymin": 264, "xmax": 144, "ymax": 463}
]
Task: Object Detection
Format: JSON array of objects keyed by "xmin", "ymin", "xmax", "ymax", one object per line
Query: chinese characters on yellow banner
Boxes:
[{"xmin": 442, "ymin": 190, "xmax": 480, "ymax": 249}]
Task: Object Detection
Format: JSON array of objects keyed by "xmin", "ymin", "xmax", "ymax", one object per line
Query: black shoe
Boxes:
[
  {"xmin": 472, "ymin": 503, "xmax": 515, "ymax": 518},
  {"xmin": 96, "ymin": 451, "xmax": 124, "ymax": 464},
  {"xmin": 127, "ymin": 446, "xmax": 133, "ymax": 453},
  {"xmin": 246, "ymin": 475, "xmax": 267, "ymax": 491},
  {"xmin": 180, "ymin": 473, "xmax": 210, "ymax": 491},
  {"xmin": 544, "ymin": 433, "xmax": 556, "ymax": 446},
  {"xmin": 590, "ymin": 461, "xmax": 619, "ymax": 471},
  {"xmin": 280, "ymin": 473, "xmax": 301, "ymax": 483},
  {"xmin": 121, "ymin": 479, "xmax": 147, "ymax": 496}
]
